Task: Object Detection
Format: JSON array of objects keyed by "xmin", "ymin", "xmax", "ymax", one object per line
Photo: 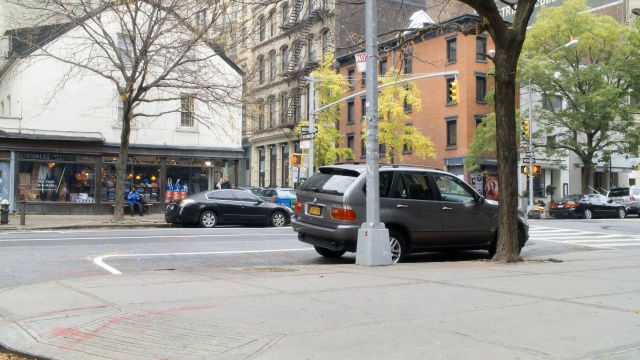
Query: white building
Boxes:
[{"xmin": 0, "ymin": 8, "xmax": 243, "ymax": 214}]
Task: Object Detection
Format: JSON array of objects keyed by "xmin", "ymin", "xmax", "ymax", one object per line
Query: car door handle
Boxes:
[
  {"xmin": 442, "ymin": 207, "xmax": 453, "ymax": 210},
  {"xmin": 396, "ymin": 204, "xmax": 408, "ymax": 208}
]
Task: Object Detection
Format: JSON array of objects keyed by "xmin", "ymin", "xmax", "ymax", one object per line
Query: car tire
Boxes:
[
  {"xmin": 617, "ymin": 208, "xmax": 626, "ymax": 219},
  {"xmin": 314, "ymin": 246, "xmax": 346, "ymax": 258},
  {"xmin": 389, "ymin": 230, "xmax": 407, "ymax": 264},
  {"xmin": 199, "ymin": 211, "xmax": 217, "ymax": 228},
  {"xmin": 270, "ymin": 211, "xmax": 287, "ymax": 227},
  {"xmin": 582, "ymin": 209, "xmax": 593, "ymax": 220}
]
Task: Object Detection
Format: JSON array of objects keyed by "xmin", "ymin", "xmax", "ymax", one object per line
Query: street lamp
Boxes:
[{"xmin": 524, "ymin": 39, "xmax": 578, "ymax": 212}]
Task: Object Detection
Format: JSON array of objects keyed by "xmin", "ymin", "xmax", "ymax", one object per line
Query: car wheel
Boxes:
[
  {"xmin": 582, "ymin": 209, "xmax": 593, "ymax": 220},
  {"xmin": 314, "ymin": 246, "xmax": 346, "ymax": 258},
  {"xmin": 270, "ymin": 211, "xmax": 286, "ymax": 227},
  {"xmin": 389, "ymin": 230, "xmax": 407, "ymax": 264},
  {"xmin": 617, "ymin": 208, "xmax": 626, "ymax": 219},
  {"xmin": 199, "ymin": 211, "xmax": 217, "ymax": 228}
]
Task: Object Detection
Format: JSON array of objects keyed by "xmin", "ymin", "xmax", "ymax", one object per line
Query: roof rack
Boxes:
[{"xmin": 379, "ymin": 164, "xmax": 444, "ymax": 171}]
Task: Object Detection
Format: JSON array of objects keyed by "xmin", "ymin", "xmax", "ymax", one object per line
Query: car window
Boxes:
[
  {"xmin": 298, "ymin": 172, "xmax": 358, "ymax": 195},
  {"xmin": 361, "ymin": 171, "xmax": 393, "ymax": 197},
  {"xmin": 208, "ymin": 190, "xmax": 235, "ymax": 200},
  {"xmin": 633, "ymin": 188, "xmax": 640, "ymax": 196},
  {"xmin": 608, "ymin": 188, "xmax": 629, "ymax": 197},
  {"xmin": 235, "ymin": 192, "xmax": 259, "ymax": 202},
  {"xmin": 392, "ymin": 173, "xmax": 433, "ymax": 200},
  {"xmin": 433, "ymin": 174, "xmax": 475, "ymax": 203},
  {"xmin": 276, "ymin": 189, "xmax": 296, "ymax": 197}
]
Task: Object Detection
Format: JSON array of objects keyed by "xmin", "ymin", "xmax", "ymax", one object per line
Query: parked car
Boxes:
[
  {"xmin": 165, "ymin": 189, "xmax": 292, "ymax": 228},
  {"xmin": 607, "ymin": 186, "xmax": 640, "ymax": 216},
  {"xmin": 291, "ymin": 164, "xmax": 529, "ymax": 263},
  {"xmin": 549, "ymin": 194, "xmax": 626, "ymax": 219},
  {"xmin": 238, "ymin": 186, "xmax": 264, "ymax": 197},
  {"xmin": 258, "ymin": 188, "xmax": 297, "ymax": 209}
]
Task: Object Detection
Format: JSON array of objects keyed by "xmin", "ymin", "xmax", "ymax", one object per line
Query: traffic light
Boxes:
[
  {"xmin": 291, "ymin": 153, "xmax": 303, "ymax": 168},
  {"xmin": 448, "ymin": 79, "xmax": 460, "ymax": 104},
  {"xmin": 533, "ymin": 164, "xmax": 541, "ymax": 175},
  {"xmin": 520, "ymin": 165, "xmax": 529, "ymax": 174},
  {"xmin": 522, "ymin": 119, "xmax": 530, "ymax": 138}
]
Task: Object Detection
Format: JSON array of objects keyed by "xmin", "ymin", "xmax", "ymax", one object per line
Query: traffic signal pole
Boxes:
[
  {"xmin": 308, "ymin": 74, "xmax": 315, "ymax": 179},
  {"xmin": 527, "ymin": 80, "xmax": 534, "ymax": 212},
  {"xmin": 355, "ymin": 0, "xmax": 392, "ymax": 266}
]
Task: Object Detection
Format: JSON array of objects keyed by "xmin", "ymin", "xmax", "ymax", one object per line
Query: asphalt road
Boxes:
[{"xmin": 1, "ymin": 218, "xmax": 639, "ymax": 288}]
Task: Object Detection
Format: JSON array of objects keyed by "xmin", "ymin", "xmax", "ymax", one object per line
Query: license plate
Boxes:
[
  {"xmin": 558, "ymin": 204, "xmax": 564, "ymax": 208},
  {"xmin": 309, "ymin": 205, "xmax": 321, "ymax": 216}
]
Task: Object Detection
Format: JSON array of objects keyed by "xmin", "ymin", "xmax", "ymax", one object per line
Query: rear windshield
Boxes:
[
  {"xmin": 298, "ymin": 171, "xmax": 359, "ymax": 195},
  {"xmin": 277, "ymin": 189, "xmax": 296, "ymax": 196},
  {"xmin": 608, "ymin": 188, "xmax": 629, "ymax": 197}
]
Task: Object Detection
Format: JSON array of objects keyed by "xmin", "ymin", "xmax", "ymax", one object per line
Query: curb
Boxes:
[{"xmin": 0, "ymin": 222, "xmax": 171, "ymax": 232}]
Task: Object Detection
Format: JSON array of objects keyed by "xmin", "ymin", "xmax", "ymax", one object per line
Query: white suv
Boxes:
[{"xmin": 607, "ymin": 186, "xmax": 640, "ymax": 216}]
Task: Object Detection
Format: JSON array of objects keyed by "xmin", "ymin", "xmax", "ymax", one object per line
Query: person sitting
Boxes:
[{"xmin": 127, "ymin": 189, "xmax": 144, "ymax": 217}]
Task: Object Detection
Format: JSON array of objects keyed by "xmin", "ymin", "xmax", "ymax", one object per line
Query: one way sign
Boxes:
[{"xmin": 301, "ymin": 125, "xmax": 318, "ymax": 134}]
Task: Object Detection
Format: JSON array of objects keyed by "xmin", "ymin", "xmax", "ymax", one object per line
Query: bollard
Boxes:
[{"xmin": 20, "ymin": 200, "xmax": 26, "ymax": 226}]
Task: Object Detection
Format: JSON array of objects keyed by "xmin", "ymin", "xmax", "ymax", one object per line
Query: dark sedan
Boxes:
[
  {"xmin": 549, "ymin": 194, "xmax": 626, "ymax": 219},
  {"xmin": 165, "ymin": 189, "xmax": 292, "ymax": 228}
]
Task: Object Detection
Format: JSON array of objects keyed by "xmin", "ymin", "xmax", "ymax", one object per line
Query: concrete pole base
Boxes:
[{"xmin": 355, "ymin": 226, "xmax": 393, "ymax": 266}]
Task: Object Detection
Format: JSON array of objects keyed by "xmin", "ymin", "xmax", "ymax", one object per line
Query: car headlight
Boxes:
[{"xmin": 179, "ymin": 199, "xmax": 195, "ymax": 207}]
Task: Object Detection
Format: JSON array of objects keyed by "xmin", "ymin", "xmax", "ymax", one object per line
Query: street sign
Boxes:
[
  {"xmin": 300, "ymin": 125, "xmax": 318, "ymax": 134},
  {"xmin": 301, "ymin": 133, "xmax": 315, "ymax": 140},
  {"xmin": 355, "ymin": 52, "xmax": 366, "ymax": 72},
  {"xmin": 525, "ymin": 151, "xmax": 534, "ymax": 157},
  {"xmin": 300, "ymin": 140, "xmax": 311, "ymax": 149},
  {"xmin": 522, "ymin": 157, "xmax": 536, "ymax": 163}
]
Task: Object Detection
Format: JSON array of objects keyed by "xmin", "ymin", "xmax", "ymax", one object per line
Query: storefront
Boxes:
[{"xmin": 0, "ymin": 135, "xmax": 243, "ymax": 214}]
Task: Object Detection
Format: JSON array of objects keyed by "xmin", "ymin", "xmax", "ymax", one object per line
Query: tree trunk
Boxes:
[
  {"xmin": 581, "ymin": 163, "xmax": 594, "ymax": 194},
  {"xmin": 492, "ymin": 38, "xmax": 522, "ymax": 263},
  {"xmin": 113, "ymin": 102, "xmax": 132, "ymax": 222}
]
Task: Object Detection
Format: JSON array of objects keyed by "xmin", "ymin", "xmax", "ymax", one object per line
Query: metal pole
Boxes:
[
  {"xmin": 355, "ymin": 0, "xmax": 392, "ymax": 266},
  {"xmin": 20, "ymin": 200, "xmax": 26, "ymax": 226},
  {"xmin": 308, "ymin": 74, "xmax": 315, "ymax": 179},
  {"xmin": 528, "ymin": 81, "xmax": 534, "ymax": 213}
]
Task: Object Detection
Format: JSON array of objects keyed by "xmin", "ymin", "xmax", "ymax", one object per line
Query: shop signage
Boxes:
[{"xmin": 19, "ymin": 152, "xmax": 86, "ymax": 162}]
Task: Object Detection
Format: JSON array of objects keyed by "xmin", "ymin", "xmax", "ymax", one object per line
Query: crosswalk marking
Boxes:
[{"xmin": 528, "ymin": 225, "xmax": 640, "ymax": 249}]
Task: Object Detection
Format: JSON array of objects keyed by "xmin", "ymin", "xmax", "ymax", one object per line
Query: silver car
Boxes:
[
  {"xmin": 291, "ymin": 164, "xmax": 529, "ymax": 263},
  {"xmin": 607, "ymin": 186, "xmax": 640, "ymax": 216}
]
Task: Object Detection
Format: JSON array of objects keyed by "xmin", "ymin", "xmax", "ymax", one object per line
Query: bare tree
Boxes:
[{"xmin": 8, "ymin": 0, "xmax": 244, "ymax": 221}]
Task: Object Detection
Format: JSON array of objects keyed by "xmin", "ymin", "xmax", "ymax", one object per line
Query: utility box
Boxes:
[{"xmin": 0, "ymin": 200, "xmax": 9, "ymax": 225}]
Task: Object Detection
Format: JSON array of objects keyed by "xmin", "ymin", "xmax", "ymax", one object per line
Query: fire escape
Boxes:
[{"xmin": 280, "ymin": 0, "xmax": 323, "ymax": 127}]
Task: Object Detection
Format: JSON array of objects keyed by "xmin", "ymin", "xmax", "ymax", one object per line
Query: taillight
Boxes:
[
  {"xmin": 293, "ymin": 201, "xmax": 303, "ymax": 213},
  {"xmin": 550, "ymin": 204, "xmax": 558, "ymax": 209},
  {"xmin": 330, "ymin": 205, "xmax": 357, "ymax": 221},
  {"xmin": 565, "ymin": 202, "xmax": 578, "ymax": 208},
  {"xmin": 631, "ymin": 195, "xmax": 635, "ymax": 201}
]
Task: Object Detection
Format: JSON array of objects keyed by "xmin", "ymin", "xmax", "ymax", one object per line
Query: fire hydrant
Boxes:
[{"xmin": 0, "ymin": 199, "xmax": 9, "ymax": 225}]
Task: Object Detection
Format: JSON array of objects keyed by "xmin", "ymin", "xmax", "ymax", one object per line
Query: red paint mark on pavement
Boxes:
[
  {"xmin": 0, "ymin": 305, "xmax": 110, "ymax": 327},
  {"xmin": 55, "ymin": 305, "xmax": 216, "ymax": 350}
]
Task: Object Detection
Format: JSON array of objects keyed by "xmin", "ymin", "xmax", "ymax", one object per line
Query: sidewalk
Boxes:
[
  {"xmin": 0, "ymin": 213, "xmax": 169, "ymax": 231},
  {"xmin": 1, "ymin": 248, "xmax": 639, "ymax": 359}
]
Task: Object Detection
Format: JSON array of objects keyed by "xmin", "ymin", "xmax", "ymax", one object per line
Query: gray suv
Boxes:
[
  {"xmin": 291, "ymin": 164, "xmax": 529, "ymax": 263},
  {"xmin": 607, "ymin": 186, "xmax": 640, "ymax": 216}
]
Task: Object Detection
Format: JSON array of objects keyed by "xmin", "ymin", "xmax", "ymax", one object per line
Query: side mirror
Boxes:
[
  {"xmin": 476, "ymin": 196, "xmax": 485, "ymax": 205},
  {"xmin": 256, "ymin": 200, "xmax": 263, "ymax": 205},
  {"xmin": 607, "ymin": 199, "xmax": 613, "ymax": 203}
]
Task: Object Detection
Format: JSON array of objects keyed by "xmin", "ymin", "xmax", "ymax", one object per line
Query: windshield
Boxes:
[{"xmin": 298, "ymin": 172, "xmax": 358, "ymax": 196}]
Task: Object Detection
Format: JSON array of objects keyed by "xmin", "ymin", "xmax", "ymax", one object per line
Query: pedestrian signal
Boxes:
[
  {"xmin": 448, "ymin": 79, "xmax": 460, "ymax": 104},
  {"xmin": 533, "ymin": 164, "xmax": 541, "ymax": 175},
  {"xmin": 520, "ymin": 166, "xmax": 529, "ymax": 174},
  {"xmin": 291, "ymin": 153, "xmax": 303, "ymax": 168}
]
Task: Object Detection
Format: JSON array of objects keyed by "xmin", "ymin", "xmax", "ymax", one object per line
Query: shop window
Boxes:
[
  {"xmin": 270, "ymin": 146, "xmax": 277, "ymax": 186},
  {"xmin": 259, "ymin": 147, "xmax": 266, "ymax": 187},
  {"xmin": 18, "ymin": 160, "xmax": 96, "ymax": 202},
  {"xmin": 532, "ymin": 169, "xmax": 546, "ymax": 197}
]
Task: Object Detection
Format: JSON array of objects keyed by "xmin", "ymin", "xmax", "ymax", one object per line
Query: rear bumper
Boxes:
[
  {"xmin": 291, "ymin": 216, "xmax": 360, "ymax": 252},
  {"xmin": 549, "ymin": 208, "xmax": 581, "ymax": 218}
]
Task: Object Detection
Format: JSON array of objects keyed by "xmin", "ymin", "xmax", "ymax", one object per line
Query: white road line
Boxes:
[
  {"xmin": 93, "ymin": 248, "xmax": 314, "ymax": 275},
  {"xmin": 0, "ymin": 233, "xmax": 298, "ymax": 242}
]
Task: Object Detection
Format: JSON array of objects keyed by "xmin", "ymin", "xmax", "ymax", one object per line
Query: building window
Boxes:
[
  {"xmin": 270, "ymin": 146, "xmax": 277, "ymax": 186},
  {"xmin": 294, "ymin": 93, "xmax": 302, "ymax": 123},
  {"xmin": 270, "ymin": 52, "xmax": 277, "ymax": 80},
  {"xmin": 196, "ymin": 8, "xmax": 207, "ymax": 30},
  {"xmin": 475, "ymin": 115, "xmax": 484, "ymax": 128},
  {"xmin": 269, "ymin": 97, "xmax": 276, "ymax": 127},
  {"xmin": 361, "ymin": 71, "xmax": 366, "ymax": 87},
  {"xmin": 360, "ymin": 97, "xmax": 366, "ymax": 121},
  {"xmin": 241, "ymin": 27, "xmax": 247, "ymax": 47},
  {"xmin": 403, "ymin": 85, "xmax": 412, "ymax": 112},
  {"xmin": 258, "ymin": 56, "xmax": 265, "ymax": 84},
  {"xmin": 259, "ymin": 147, "xmax": 265, "ymax": 187},
  {"xmin": 308, "ymin": 36, "xmax": 315, "ymax": 62},
  {"xmin": 180, "ymin": 95, "xmax": 195, "ymax": 127},
  {"xmin": 347, "ymin": 100, "xmax": 355, "ymax": 124},
  {"xmin": 280, "ymin": 93, "xmax": 288, "ymax": 123},
  {"xmin": 547, "ymin": 135, "xmax": 556, "ymax": 148},
  {"xmin": 361, "ymin": 138, "xmax": 366, "ymax": 158},
  {"xmin": 258, "ymin": 102, "xmax": 265, "ymax": 130},
  {"xmin": 379, "ymin": 57, "xmax": 387, "ymax": 76},
  {"xmin": 446, "ymin": 118, "xmax": 457, "ymax": 147},
  {"xmin": 446, "ymin": 37, "xmax": 457, "ymax": 63},
  {"xmin": 281, "ymin": 143, "xmax": 290, "ymax": 187},
  {"xmin": 321, "ymin": 30, "xmax": 330, "ymax": 55},
  {"xmin": 281, "ymin": 46, "xmax": 289, "ymax": 73},
  {"xmin": 379, "ymin": 143, "xmax": 386, "ymax": 156},
  {"xmin": 117, "ymin": 33, "xmax": 133, "ymax": 63},
  {"xmin": 403, "ymin": 123, "xmax": 413, "ymax": 153},
  {"xmin": 347, "ymin": 134, "xmax": 355, "ymax": 159},
  {"xmin": 282, "ymin": 3, "xmax": 289, "ymax": 25},
  {"xmin": 476, "ymin": 74, "xmax": 487, "ymax": 103},
  {"xmin": 258, "ymin": 16, "xmax": 265, "ymax": 42},
  {"xmin": 269, "ymin": 13, "xmax": 276, "ymax": 37},
  {"xmin": 476, "ymin": 36, "xmax": 487, "ymax": 61},
  {"xmin": 403, "ymin": 53, "xmax": 412, "ymax": 74},
  {"xmin": 347, "ymin": 67, "xmax": 355, "ymax": 89},
  {"xmin": 543, "ymin": 94, "xmax": 563, "ymax": 111}
]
